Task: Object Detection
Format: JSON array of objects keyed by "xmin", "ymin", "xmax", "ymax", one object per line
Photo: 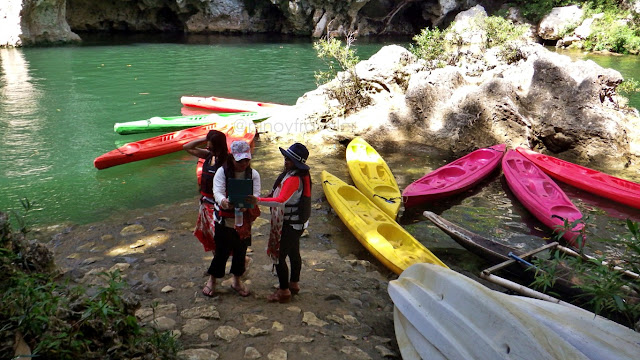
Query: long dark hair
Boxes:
[{"xmin": 207, "ymin": 130, "xmax": 228, "ymax": 168}]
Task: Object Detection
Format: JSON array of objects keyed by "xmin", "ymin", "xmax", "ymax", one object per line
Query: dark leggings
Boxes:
[
  {"xmin": 208, "ymin": 222, "xmax": 248, "ymax": 278},
  {"xmin": 276, "ymin": 225, "xmax": 304, "ymax": 290}
]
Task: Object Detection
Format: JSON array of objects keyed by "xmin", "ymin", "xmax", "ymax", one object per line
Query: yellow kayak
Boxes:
[
  {"xmin": 345, "ymin": 137, "xmax": 402, "ymax": 219},
  {"xmin": 321, "ymin": 171, "xmax": 448, "ymax": 274}
]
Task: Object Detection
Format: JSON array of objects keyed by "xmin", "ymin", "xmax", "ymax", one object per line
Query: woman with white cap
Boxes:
[
  {"xmin": 209, "ymin": 140, "xmax": 261, "ymax": 297},
  {"xmin": 247, "ymin": 143, "xmax": 312, "ymax": 303}
]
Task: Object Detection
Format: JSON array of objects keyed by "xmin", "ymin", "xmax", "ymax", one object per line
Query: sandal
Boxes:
[
  {"xmin": 231, "ymin": 283, "xmax": 250, "ymax": 297},
  {"xmin": 267, "ymin": 289, "xmax": 291, "ymax": 303},
  {"xmin": 202, "ymin": 285, "xmax": 215, "ymax": 297}
]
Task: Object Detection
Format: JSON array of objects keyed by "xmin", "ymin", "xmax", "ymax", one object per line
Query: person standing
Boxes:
[
  {"xmin": 183, "ymin": 130, "xmax": 229, "ymax": 297},
  {"xmin": 247, "ymin": 143, "xmax": 312, "ymax": 303},
  {"xmin": 212, "ymin": 140, "xmax": 261, "ymax": 297}
]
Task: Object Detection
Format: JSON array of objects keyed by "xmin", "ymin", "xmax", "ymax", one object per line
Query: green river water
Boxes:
[{"xmin": 1, "ymin": 35, "xmax": 639, "ymax": 255}]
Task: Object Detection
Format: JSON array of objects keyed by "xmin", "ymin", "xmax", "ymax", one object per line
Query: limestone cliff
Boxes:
[{"xmin": 2, "ymin": 0, "xmax": 475, "ymax": 47}]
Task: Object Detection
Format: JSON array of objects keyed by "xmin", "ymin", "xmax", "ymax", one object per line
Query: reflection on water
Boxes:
[{"xmin": 0, "ymin": 48, "xmax": 50, "ymax": 179}]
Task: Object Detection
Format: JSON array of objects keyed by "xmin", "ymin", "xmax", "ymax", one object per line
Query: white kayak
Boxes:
[{"xmin": 388, "ymin": 263, "xmax": 640, "ymax": 360}]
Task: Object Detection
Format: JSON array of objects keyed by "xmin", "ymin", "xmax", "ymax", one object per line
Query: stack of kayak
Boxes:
[
  {"xmin": 389, "ymin": 263, "xmax": 640, "ymax": 360},
  {"xmin": 94, "ymin": 94, "xmax": 290, "ymax": 170}
]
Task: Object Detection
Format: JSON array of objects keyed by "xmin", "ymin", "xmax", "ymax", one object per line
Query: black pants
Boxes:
[
  {"xmin": 276, "ymin": 225, "xmax": 304, "ymax": 290},
  {"xmin": 208, "ymin": 222, "xmax": 248, "ymax": 278}
]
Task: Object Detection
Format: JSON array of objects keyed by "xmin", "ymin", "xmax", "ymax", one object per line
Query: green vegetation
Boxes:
[
  {"xmin": 530, "ymin": 218, "xmax": 640, "ymax": 329},
  {"xmin": 507, "ymin": 0, "xmax": 640, "ymax": 54},
  {"xmin": 313, "ymin": 32, "xmax": 371, "ymax": 115},
  {"xmin": 410, "ymin": 15, "xmax": 529, "ymax": 68},
  {"xmin": 0, "ymin": 209, "xmax": 181, "ymax": 359}
]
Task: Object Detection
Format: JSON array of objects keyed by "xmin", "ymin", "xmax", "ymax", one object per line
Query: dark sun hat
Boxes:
[{"xmin": 280, "ymin": 143, "xmax": 310, "ymax": 170}]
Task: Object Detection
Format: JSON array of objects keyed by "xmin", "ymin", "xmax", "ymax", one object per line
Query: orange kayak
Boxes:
[
  {"xmin": 181, "ymin": 95, "xmax": 289, "ymax": 112},
  {"xmin": 94, "ymin": 118, "xmax": 256, "ymax": 170}
]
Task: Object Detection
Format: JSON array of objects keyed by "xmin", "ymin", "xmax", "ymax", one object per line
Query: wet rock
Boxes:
[
  {"xmin": 135, "ymin": 303, "xmax": 177, "ymax": 323},
  {"xmin": 241, "ymin": 327, "xmax": 269, "ymax": 337},
  {"xmin": 340, "ymin": 346, "xmax": 372, "ymax": 360},
  {"xmin": 302, "ymin": 312, "xmax": 328, "ymax": 327},
  {"xmin": 120, "ymin": 224, "xmax": 145, "ymax": 236},
  {"xmin": 244, "ymin": 346, "xmax": 261, "ymax": 359},
  {"xmin": 375, "ymin": 345, "xmax": 398, "ymax": 358},
  {"xmin": 181, "ymin": 305, "xmax": 220, "ymax": 320},
  {"xmin": 149, "ymin": 316, "xmax": 176, "ymax": 331},
  {"xmin": 161, "ymin": 285, "xmax": 175, "ymax": 293},
  {"xmin": 214, "ymin": 325, "xmax": 240, "ymax": 342},
  {"xmin": 129, "ymin": 240, "xmax": 146, "ymax": 249},
  {"xmin": 142, "ymin": 271, "xmax": 158, "ymax": 284},
  {"xmin": 80, "ymin": 257, "xmax": 103, "ymax": 265},
  {"xmin": 101, "ymin": 234, "xmax": 114, "ymax": 241},
  {"xmin": 177, "ymin": 348, "xmax": 220, "ymax": 360},
  {"xmin": 267, "ymin": 348, "xmax": 287, "ymax": 360},
  {"xmin": 183, "ymin": 319, "xmax": 212, "ymax": 336},
  {"xmin": 109, "ymin": 263, "xmax": 130, "ymax": 273},
  {"xmin": 243, "ymin": 314, "xmax": 268, "ymax": 325},
  {"xmin": 280, "ymin": 334, "xmax": 314, "ymax": 343}
]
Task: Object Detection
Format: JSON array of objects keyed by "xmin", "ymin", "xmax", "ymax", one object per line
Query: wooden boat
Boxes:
[
  {"xmin": 422, "ymin": 211, "xmax": 585, "ymax": 299},
  {"xmin": 516, "ymin": 147, "xmax": 640, "ymax": 210},
  {"xmin": 402, "ymin": 144, "xmax": 506, "ymax": 208},
  {"xmin": 389, "ymin": 263, "xmax": 640, "ymax": 360},
  {"xmin": 345, "ymin": 137, "xmax": 401, "ymax": 218},
  {"xmin": 181, "ymin": 95, "xmax": 290, "ymax": 113},
  {"xmin": 321, "ymin": 171, "xmax": 448, "ymax": 274},
  {"xmin": 94, "ymin": 118, "xmax": 256, "ymax": 170},
  {"xmin": 114, "ymin": 112, "xmax": 270, "ymax": 135},
  {"xmin": 502, "ymin": 150, "xmax": 584, "ymax": 248}
]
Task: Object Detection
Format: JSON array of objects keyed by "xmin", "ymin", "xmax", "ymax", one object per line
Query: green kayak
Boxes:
[{"xmin": 114, "ymin": 112, "xmax": 270, "ymax": 134}]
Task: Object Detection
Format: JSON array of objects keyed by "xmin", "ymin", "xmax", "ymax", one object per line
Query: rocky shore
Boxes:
[{"xmin": 49, "ymin": 189, "xmax": 407, "ymax": 359}]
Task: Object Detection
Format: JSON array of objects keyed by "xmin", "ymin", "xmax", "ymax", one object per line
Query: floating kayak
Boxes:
[
  {"xmin": 516, "ymin": 147, "xmax": 640, "ymax": 210},
  {"xmin": 402, "ymin": 144, "xmax": 506, "ymax": 208},
  {"xmin": 181, "ymin": 95, "xmax": 290, "ymax": 112},
  {"xmin": 321, "ymin": 171, "xmax": 448, "ymax": 274},
  {"xmin": 502, "ymin": 150, "xmax": 584, "ymax": 247},
  {"xmin": 345, "ymin": 137, "xmax": 401, "ymax": 219},
  {"xmin": 94, "ymin": 118, "xmax": 256, "ymax": 170},
  {"xmin": 114, "ymin": 112, "xmax": 271, "ymax": 135},
  {"xmin": 389, "ymin": 263, "xmax": 640, "ymax": 360}
]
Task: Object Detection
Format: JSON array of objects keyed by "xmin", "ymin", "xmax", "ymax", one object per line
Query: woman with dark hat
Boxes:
[{"xmin": 247, "ymin": 143, "xmax": 312, "ymax": 303}]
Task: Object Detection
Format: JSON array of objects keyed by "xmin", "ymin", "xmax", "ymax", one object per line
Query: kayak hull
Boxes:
[
  {"xmin": 181, "ymin": 95, "xmax": 289, "ymax": 112},
  {"xmin": 402, "ymin": 144, "xmax": 506, "ymax": 208},
  {"xmin": 389, "ymin": 263, "xmax": 640, "ymax": 360},
  {"xmin": 502, "ymin": 150, "xmax": 584, "ymax": 247},
  {"xmin": 94, "ymin": 118, "xmax": 255, "ymax": 170},
  {"xmin": 114, "ymin": 112, "xmax": 270, "ymax": 135},
  {"xmin": 321, "ymin": 171, "xmax": 447, "ymax": 275},
  {"xmin": 516, "ymin": 147, "xmax": 640, "ymax": 210},
  {"xmin": 346, "ymin": 137, "xmax": 401, "ymax": 218}
]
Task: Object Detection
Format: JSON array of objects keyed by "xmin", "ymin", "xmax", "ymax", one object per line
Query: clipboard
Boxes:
[{"xmin": 227, "ymin": 178, "xmax": 254, "ymax": 209}]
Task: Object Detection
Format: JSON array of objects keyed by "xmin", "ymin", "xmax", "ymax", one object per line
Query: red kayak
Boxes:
[
  {"xmin": 516, "ymin": 147, "xmax": 640, "ymax": 210},
  {"xmin": 402, "ymin": 144, "xmax": 506, "ymax": 208},
  {"xmin": 94, "ymin": 118, "xmax": 256, "ymax": 170},
  {"xmin": 502, "ymin": 150, "xmax": 584, "ymax": 247},
  {"xmin": 181, "ymin": 95, "xmax": 289, "ymax": 113},
  {"xmin": 195, "ymin": 129, "xmax": 256, "ymax": 185}
]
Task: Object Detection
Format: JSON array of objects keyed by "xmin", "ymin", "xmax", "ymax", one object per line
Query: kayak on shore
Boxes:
[{"xmin": 181, "ymin": 95, "xmax": 290, "ymax": 113}]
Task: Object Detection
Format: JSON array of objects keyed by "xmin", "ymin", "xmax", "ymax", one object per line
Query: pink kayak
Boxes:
[
  {"xmin": 516, "ymin": 147, "xmax": 640, "ymax": 210},
  {"xmin": 402, "ymin": 144, "xmax": 506, "ymax": 208},
  {"xmin": 181, "ymin": 95, "xmax": 290, "ymax": 113},
  {"xmin": 502, "ymin": 150, "xmax": 584, "ymax": 247}
]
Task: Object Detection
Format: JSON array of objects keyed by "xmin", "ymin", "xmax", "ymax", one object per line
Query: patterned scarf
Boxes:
[
  {"xmin": 266, "ymin": 172, "xmax": 294, "ymax": 264},
  {"xmin": 193, "ymin": 201, "xmax": 216, "ymax": 252}
]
